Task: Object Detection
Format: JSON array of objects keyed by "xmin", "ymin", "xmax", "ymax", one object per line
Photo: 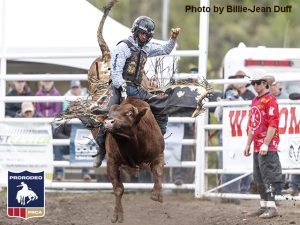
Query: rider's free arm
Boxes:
[
  {"xmin": 147, "ymin": 38, "xmax": 176, "ymax": 57},
  {"xmin": 147, "ymin": 28, "xmax": 180, "ymax": 57}
]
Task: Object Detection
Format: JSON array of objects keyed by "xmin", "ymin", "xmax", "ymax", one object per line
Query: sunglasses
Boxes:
[{"xmin": 251, "ymin": 80, "xmax": 264, "ymax": 86}]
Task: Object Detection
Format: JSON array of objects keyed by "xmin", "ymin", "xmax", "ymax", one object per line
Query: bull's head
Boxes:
[{"xmin": 104, "ymin": 104, "xmax": 148, "ymax": 139}]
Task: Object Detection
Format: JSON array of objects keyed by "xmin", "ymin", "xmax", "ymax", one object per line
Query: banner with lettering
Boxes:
[
  {"xmin": 0, "ymin": 123, "xmax": 53, "ymax": 186},
  {"xmin": 69, "ymin": 124, "xmax": 98, "ymax": 163},
  {"xmin": 223, "ymin": 104, "xmax": 300, "ymax": 170}
]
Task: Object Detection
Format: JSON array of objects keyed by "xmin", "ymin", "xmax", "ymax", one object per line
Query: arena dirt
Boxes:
[{"xmin": 0, "ymin": 190, "xmax": 299, "ymax": 225}]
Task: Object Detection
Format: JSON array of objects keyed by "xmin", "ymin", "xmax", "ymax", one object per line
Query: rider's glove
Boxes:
[{"xmin": 90, "ymin": 102, "xmax": 98, "ymax": 112}]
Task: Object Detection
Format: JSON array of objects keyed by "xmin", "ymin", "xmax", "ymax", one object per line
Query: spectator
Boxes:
[
  {"xmin": 63, "ymin": 80, "xmax": 88, "ymax": 111},
  {"xmin": 52, "ymin": 124, "xmax": 70, "ymax": 181},
  {"xmin": 5, "ymin": 81, "xmax": 33, "ymax": 117},
  {"xmin": 266, "ymin": 76, "xmax": 289, "ymax": 99},
  {"xmin": 281, "ymin": 81, "xmax": 300, "ymax": 196},
  {"xmin": 15, "ymin": 101, "xmax": 40, "ymax": 118},
  {"xmin": 230, "ymin": 70, "xmax": 255, "ymax": 100},
  {"xmin": 35, "ymin": 80, "xmax": 61, "ymax": 117},
  {"xmin": 282, "ymin": 175, "xmax": 300, "ymax": 196},
  {"xmin": 214, "ymin": 84, "xmax": 243, "ymax": 200},
  {"xmin": 171, "ymin": 72, "xmax": 197, "ymax": 186},
  {"xmin": 52, "ymin": 123, "xmax": 92, "ymax": 182},
  {"xmin": 231, "ymin": 71, "xmax": 255, "ymax": 194},
  {"xmin": 53, "ymin": 80, "xmax": 91, "ymax": 181},
  {"xmin": 264, "ymin": 75, "xmax": 287, "ymax": 194},
  {"xmin": 188, "ymin": 64, "xmax": 198, "ymax": 75},
  {"xmin": 215, "ymin": 71, "xmax": 254, "ymax": 198},
  {"xmin": 172, "ymin": 122, "xmax": 195, "ymax": 185}
]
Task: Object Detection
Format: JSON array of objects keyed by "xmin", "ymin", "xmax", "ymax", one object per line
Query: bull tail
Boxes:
[
  {"xmin": 97, "ymin": 0, "xmax": 118, "ymax": 63},
  {"xmin": 88, "ymin": 0, "xmax": 118, "ymax": 102}
]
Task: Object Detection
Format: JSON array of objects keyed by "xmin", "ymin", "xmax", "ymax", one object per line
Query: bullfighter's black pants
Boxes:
[{"xmin": 253, "ymin": 152, "xmax": 282, "ymax": 202}]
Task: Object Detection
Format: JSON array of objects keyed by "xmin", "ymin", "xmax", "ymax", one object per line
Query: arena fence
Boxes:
[
  {"xmin": 0, "ymin": 50, "xmax": 204, "ymax": 194},
  {"xmin": 1, "ymin": 66, "xmax": 300, "ymax": 201}
]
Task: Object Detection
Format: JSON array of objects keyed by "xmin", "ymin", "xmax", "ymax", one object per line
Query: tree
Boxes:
[{"xmin": 88, "ymin": 0, "xmax": 300, "ymax": 78}]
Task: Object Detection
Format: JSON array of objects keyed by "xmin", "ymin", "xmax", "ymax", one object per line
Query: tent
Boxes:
[
  {"xmin": 1, "ymin": 0, "xmax": 132, "ymax": 71},
  {"xmin": 1, "ymin": 0, "xmax": 176, "ymax": 87}
]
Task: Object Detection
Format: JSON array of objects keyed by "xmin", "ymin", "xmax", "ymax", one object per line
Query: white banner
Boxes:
[
  {"xmin": 0, "ymin": 123, "xmax": 53, "ymax": 186},
  {"xmin": 223, "ymin": 104, "xmax": 300, "ymax": 170},
  {"xmin": 164, "ymin": 123, "xmax": 184, "ymax": 166}
]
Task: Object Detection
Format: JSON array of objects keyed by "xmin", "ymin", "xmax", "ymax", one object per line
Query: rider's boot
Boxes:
[
  {"xmin": 78, "ymin": 114, "xmax": 102, "ymax": 130},
  {"xmin": 93, "ymin": 127, "xmax": 106, "ymax": 167}
]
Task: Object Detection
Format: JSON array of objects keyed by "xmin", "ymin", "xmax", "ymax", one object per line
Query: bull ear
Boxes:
[{"xmin": 134, "ymin": 107, "xmax": 148, "ymax": 124}]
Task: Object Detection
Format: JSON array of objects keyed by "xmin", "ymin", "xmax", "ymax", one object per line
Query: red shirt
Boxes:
[{"xmin": 248, "ymin": 92, "xmax": 280, "ymax": 152}]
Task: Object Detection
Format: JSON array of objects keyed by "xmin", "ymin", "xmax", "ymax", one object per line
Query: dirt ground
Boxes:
[{"xmin": 0, "ymin": 190, "xmax": 299, "ymax": 225}]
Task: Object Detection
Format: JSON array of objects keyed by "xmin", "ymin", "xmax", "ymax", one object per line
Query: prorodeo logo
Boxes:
[
  {"xmin": 7, "ymin": 171, "xmax": 45, "ymax": 220},
  {"xmin": 288, "ymin": 138, "xmax": 300, "ymax": 165}
]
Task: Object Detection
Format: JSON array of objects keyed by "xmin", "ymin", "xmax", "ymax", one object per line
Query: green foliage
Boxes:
[{"xmin": 88, "ymin": 0, "xmax": 300, "ymax": 78}]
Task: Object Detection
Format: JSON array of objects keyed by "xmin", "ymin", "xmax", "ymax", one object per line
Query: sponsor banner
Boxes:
[
  {"xmin": 0, "ymin": 123, "xmax": 53, "ymax": 186},
  {"xmin": 223, "ymin": 105, "xmax": 300, "ymax": 170},
  {"xmin": 7, "ymin": 171, "xmax": 45, "ymax": 220},
  {"xmin": 69, "ymin": 124, "xmax": 98, "ymax": 163},
  {"xmin": 69, "ymin": 123, "xmax": 185, "ymax": 166},
  {"xmin": 164, "ymin": 122, "xmax": 184, "ymax": 166}
]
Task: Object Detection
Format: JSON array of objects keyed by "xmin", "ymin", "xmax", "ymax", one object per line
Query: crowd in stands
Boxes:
[{"xmin": 5, "ymin": 79, "xmax": 91, "ymax": 182}]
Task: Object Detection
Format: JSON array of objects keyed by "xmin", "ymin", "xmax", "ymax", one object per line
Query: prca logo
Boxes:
[{"xmin": 7, "ymin": 171, "xmax": 45, "ymax": 220}]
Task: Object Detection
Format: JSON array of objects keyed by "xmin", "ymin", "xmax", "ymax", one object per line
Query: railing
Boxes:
[
  {"xmin": 0, "ymin": 50, "xmax": 202, "ymax": 192},
  {"xmin": 1, "ymin": 51, "xmax": 300, "ymax": 200},
  {"xmin": 1, "ymin": 76, "xmax": 300, "ymax": 200}
]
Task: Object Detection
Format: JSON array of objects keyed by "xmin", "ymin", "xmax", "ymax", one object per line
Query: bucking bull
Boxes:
[
  {"xmin": 102, "ymin": 97, "xmax": 164, "ymax": 222},
  {"xmin": 57, "ymin": 0, "xmax": 213, "ymax": 223}
]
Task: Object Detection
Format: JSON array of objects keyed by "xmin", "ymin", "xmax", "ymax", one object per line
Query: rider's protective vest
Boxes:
[{"xmin": 119, "ymin": 40, "xmax": 147, "ymax": 85}]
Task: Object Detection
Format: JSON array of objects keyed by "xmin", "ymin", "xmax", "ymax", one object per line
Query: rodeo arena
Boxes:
[{"xmin": 1, "ymin": 0, "xmax": 300, "ymax": 224}]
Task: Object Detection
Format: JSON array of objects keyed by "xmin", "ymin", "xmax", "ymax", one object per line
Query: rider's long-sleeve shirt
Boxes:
[{"xmin": 110, "ymin": 36, "xmax": 176, "ymax": 89}]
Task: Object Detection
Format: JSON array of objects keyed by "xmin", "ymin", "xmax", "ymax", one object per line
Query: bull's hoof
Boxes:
[
  {"xmin": 93, "ymin": 160, "xmax": 102, "ymax": 168},
  {"xmin": 111, "ymin": 213, "xmax": 124, "ymax": 223},
  {"xmin": 150, "ymin": 191, "xmax": 163, "ymax": 203}
]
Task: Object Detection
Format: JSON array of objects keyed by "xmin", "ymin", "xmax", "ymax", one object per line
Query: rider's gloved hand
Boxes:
[
  {"xmin": 89, "ymin": 102, "xmax": 99, "ymax": 112},
  {"xmin": 120, "ymin": 82, "xmax": 127, "ymax": 100}
]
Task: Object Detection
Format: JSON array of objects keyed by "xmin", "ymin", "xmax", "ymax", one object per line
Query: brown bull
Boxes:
[{"xmin": 97, "ymin": 97, "xmax": 164, "ymax": 223}]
